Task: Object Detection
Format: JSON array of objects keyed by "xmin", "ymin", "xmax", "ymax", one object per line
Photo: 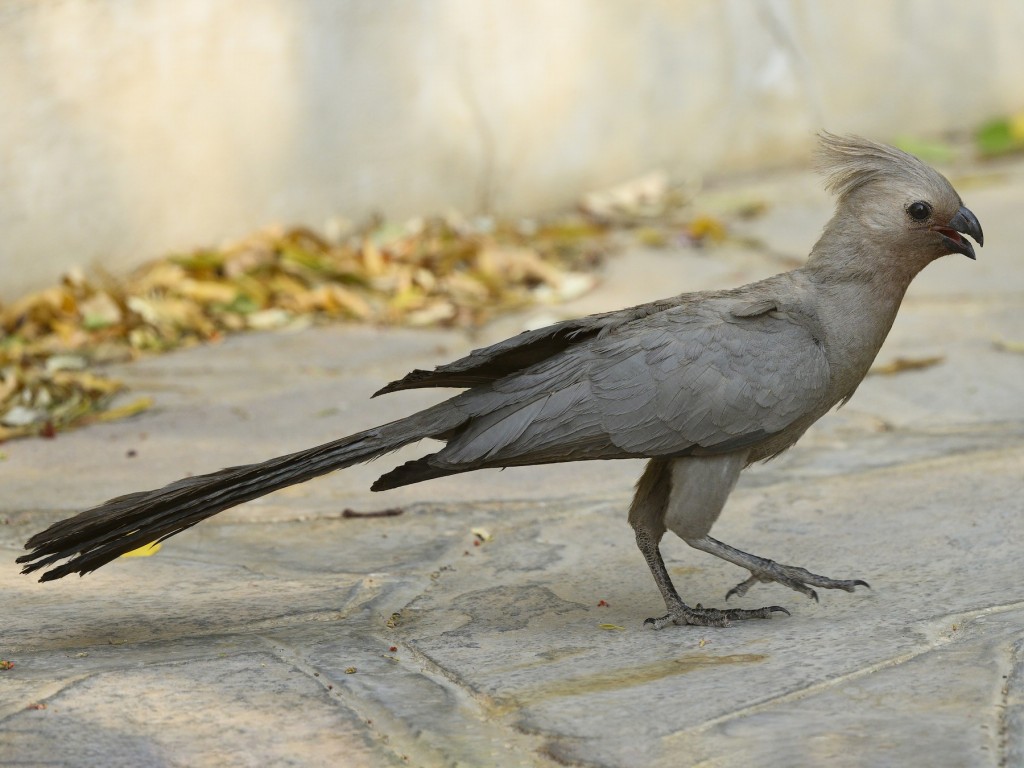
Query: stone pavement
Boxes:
[{"xmin": 2, "ymin": 160, "xmax": 1023, "ymax": 767}]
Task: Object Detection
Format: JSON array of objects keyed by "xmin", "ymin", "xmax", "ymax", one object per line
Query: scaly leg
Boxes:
[
  {"xmin": 629, "ymin": 458, "xmax": 787, "ymax": 629},
  {"xmin": 634, "ymin": 528, "xmax": 788, "ymax": 628},
  {"xmin": 687, "ymin": 535, "xmax": 870, "ymax": 602}
]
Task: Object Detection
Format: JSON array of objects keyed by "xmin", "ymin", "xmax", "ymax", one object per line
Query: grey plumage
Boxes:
[{"xmin": 18, "ymin": 135, "xmax": 984, "ymax": 628}]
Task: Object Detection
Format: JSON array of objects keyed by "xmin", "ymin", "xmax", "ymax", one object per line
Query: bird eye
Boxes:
[{"xmin": 907, "ymin": 201, "xmax": 932, "ymax": 221}]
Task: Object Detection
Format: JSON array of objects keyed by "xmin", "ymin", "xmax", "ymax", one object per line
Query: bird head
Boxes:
[{"xmin": 816, "ymin": 133, "xmax": 983, "ymax": 265}]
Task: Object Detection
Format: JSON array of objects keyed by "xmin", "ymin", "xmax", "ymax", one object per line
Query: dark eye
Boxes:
[{"xmin": 907, "ymin": 201, "xmax": 932, "ymax": 221}]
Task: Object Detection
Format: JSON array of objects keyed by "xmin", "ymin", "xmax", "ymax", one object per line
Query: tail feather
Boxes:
[{"xmin": 18, "ymin": 404, "xmax": 463, "ymax": 581}]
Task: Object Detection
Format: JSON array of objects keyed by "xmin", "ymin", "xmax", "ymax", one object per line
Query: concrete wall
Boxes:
[{"xmin": 2, "ymin": 0, "xmax": 1023, "ymax": 300}]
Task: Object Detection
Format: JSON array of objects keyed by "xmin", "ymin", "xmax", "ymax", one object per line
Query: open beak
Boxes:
[{"xmin": 933, "ymin": 205, "xmax": 984, "ymax": 260}]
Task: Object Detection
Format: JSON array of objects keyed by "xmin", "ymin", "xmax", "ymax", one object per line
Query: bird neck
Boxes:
[
  {"xmin": 806, "ymin": 216, "xmax": 933, "ymax": 288},
  {"xmin": 801, "ymin": 230, "xmax": 923, "ymax": 392}
]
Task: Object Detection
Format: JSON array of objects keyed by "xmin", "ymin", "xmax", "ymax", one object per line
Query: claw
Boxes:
[
  {"xmin": 725, "ymin": 576, "xmax": 757, "ymax": 601},
  {"xmin": 724, "ymin": 564, "xmax": 867, "ymax": 602},
  {"xmin": 644, "ymin": 601, "xmax": 789, "ymax": 629}
]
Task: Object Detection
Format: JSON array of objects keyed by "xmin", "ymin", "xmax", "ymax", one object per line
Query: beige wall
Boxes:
[{"xmin": 2, "ymin": 0, "xmax": 1023, "ymax": 300}]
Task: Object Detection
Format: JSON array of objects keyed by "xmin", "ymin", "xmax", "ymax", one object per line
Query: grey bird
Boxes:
[{"xmin": 18, "ymin": 134, "xmax": 984, "ymax": 628}]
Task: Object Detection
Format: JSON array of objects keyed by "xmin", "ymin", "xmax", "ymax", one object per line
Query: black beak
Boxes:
[{"xmin": 937, "ymin": 205, "xmax": 984, "ymax": 260}]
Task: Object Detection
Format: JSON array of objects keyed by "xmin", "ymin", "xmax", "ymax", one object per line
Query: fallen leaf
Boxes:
[
  {"xmin": 92, "ymin": 397, "xmax": 153, "ymax": 423},
  {"xmin": 1, "ymin": 405, "xmax": 44, "ymax": 428},
  {"xmin": 993, "ymin": 339, "xmax": 1024, "ymax": 355},
  {"xmin": 245, "ymin": 308, "xmax": 292, "ymax": 330},
  {"xmin": 687, "ymin": 214, "xmax": 728, "ymax": 243},
  {"xmin": 120, "ymin": 542, "xmax": 162, "ymax": 558},
  {"xmin": 869, "ymin": 355, "xmax": 944, "ymax": 375},
  {"xmin": 581, "ymin": 171, "xmax": 669, "ymax": 219}
]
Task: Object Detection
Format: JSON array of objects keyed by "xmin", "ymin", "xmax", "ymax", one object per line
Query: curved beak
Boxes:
[{"xmin": 933, "ymin": 205, "xmax": 984, "ymax": 260}]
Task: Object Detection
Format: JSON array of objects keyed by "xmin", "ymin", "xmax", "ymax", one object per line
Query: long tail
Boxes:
[{"xmin": 18, "ymin": 404, "xmax": 464, "ymax": 581}]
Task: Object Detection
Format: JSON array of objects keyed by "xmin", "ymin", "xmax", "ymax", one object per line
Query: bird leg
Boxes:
[
  {"xmin": 629, "ymin": 457, "xmax": 787, "ymax": 628},
  {"xmin": 686, "ymin": 535, "xmax": 869, "ymax": 602},
  {"xmin": 634, "ymin": 528, "xmax": 788, "ymax": 628}
]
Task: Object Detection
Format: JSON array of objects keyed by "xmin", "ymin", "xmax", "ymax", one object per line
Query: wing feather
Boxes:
[{"xmin": 430, "ymin": 297, "xmax": 830, "ymax": 469}]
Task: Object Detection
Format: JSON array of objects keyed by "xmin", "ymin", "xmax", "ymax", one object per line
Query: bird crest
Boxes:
[{"xmin": 816, "ymin": 132, "xmax": 950, "ymax": 202}]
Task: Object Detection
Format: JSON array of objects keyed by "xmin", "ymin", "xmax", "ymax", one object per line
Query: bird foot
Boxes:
[
  {"xmin": 644, "ymin": 601, "xmax": 789, "ymax": 629},
  {"xmin": 725, "ymin": 561, "xmax": 869, "ymax": 603}
]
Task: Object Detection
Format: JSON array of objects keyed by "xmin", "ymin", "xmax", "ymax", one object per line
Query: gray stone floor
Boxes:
[{"xmin": 2, "ymin": 159, "xmax": 1023, "ymax": 767}]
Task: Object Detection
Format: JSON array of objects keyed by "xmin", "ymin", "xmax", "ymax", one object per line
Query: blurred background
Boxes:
[{"xmin": 3, "ymin": 0, "xmax": 1024, "ymax": 301}]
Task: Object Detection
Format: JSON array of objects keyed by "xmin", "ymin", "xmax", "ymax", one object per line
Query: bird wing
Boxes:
[
  {"xmin": 373, "ymin": 297, "xmax": 682, "ymax": 395},
  {"xmin": 434, "ymin": 297, "xmax": 831, "ymax": 467}
]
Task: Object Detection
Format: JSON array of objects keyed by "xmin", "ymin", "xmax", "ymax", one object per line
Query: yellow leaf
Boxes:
[
  {"xmin": 1011, "ymin": 113, "xmax": 1024, "ymax": 143},
  {"xmin": 406, "ymin": 301, "xmax": 456, "ymax": 327},
  {"xmin": 994, "ymin": 338, "xmax": 1024, "ymax": 355},
  {"xmin": 78, "ymin": 292, "xmax": 123, "ymax": 328},
  {"xmin": 246, "ymin": 309, "xmax": 292, "ymax": 330},
  {"xmin": 174, "ymin": 279, "xmax": 239, "ymax": 304},
  {"xmin": 688, "ymin": 214, "xmax": 727, "ymax": 242},
  {"xmin": 869, "ymin": 355, "xmax": 944, "ymax": 376},
  {"xmin": 121, "ymin": 542, "xmax": 161, "ymax": 558},
  {"xmin": 361, "ymin": 239, "xmax": 386, "ymax": 276},
  {"xmin": 636, "ymin": 227, "xmax": 670, "ymax": 247},
  {"xmin": 94, "ymin": 396, "xmax": 154, "ymax": 422},
  {"xmin": 131, "ymin": 262, "xmax": 187, "ymax": 293}
]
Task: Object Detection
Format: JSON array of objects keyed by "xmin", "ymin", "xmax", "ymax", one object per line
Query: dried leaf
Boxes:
[
  {"xmin": 44, "ymin": 355, "xmax": 88, "ymax": 373},
  {"xmin": 581, "ymin": 171, "xmax": 669, "ymax": 219},
  {"xmin": 246, "ymin": 309, "xmax": 292, "ymax": 330},
  {"xmin": 687, "ymin": 214, "xmax": 727, "ymax": 243},
  {"xmin": 869, "ymin": 355, "xmax": 944, "ymax": 376},
  {"xmin": 531, "ymin": 273, "xmax": 599, "ymax": 304},
  {"xmin": 993, "ymin": 338, "xmax": 1024, "ymax": 355},
  {"xmin": 405, "ymin": 301, "xmax": 457, "ymax": 327},
  {"xmin": 92, "ymin": 396, "xmax": 153, "ymax": 423},
  {"xmin": 175, "ymin": 279, "xmax": 239, "ymax": 304},
  {"xmin": 78, "ymin": 292, "xmax": 123, "ymax": 329},
  {"xmin": 2, "ymin": 405, "xmax": 44, "ymax": 428}
]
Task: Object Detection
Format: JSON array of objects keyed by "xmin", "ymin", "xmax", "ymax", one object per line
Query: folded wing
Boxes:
[{"xmin": 374, "ymin": 297, "xmax": 830, "ymax": 489}]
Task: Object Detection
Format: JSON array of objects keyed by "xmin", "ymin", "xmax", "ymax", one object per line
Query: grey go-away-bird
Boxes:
[{"xmin": 19, "ymin": 134, "xmax": 984, "ymax": 628}]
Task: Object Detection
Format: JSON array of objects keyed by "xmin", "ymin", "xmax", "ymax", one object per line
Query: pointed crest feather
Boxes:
[{"xmin": 816, "ymin": 132, "xmax": 944, "ymax": 201}]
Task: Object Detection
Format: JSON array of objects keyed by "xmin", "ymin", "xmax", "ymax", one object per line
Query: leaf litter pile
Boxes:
[{"xmin": 0, "ymin": 177, "xmax": 745, "ymax": 443}]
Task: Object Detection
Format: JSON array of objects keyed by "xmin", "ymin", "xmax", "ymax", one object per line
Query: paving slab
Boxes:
[{"xmin": 2, "ymin": 158, "xmax": 1023, "ymax": 767}]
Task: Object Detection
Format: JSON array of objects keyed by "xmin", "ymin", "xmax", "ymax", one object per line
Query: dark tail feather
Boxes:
[{"xmin": 18, "ymin": 404, "xmax": 463, "ymax": 581}]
